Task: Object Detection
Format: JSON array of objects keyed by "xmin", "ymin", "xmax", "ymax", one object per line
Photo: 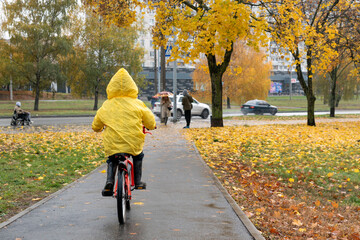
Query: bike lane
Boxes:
[{"xmin": 0, "ymin": 126, "xmax": 262, "ymax": 240}]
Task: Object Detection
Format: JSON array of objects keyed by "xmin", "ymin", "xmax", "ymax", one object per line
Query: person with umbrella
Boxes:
[{"xmin": 160, "ymin": 94, "xmax": 172, "ymax": 125}]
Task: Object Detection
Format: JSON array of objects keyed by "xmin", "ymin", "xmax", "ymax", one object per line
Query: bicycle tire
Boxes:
[{"xmin": 117, "ymin": 169, "xmax": 126, "ymax": 224}]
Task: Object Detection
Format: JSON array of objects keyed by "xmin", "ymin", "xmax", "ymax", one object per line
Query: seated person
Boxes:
[{"xmin": 14, "ymin": 102, "xmax": 32, "ymax": 123}]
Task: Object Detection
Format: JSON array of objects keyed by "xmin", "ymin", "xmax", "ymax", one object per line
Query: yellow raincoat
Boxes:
[{"xmin": 92, "ymin": 68, "xmax": 156, "ymax": 157}]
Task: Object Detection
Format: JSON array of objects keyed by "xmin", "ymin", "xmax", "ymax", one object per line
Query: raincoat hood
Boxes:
[{"xmin": 106, "ymin": 68, "xmax": 138, "ymax": 99}]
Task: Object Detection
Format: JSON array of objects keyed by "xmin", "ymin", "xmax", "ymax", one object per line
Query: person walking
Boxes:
[
  {"xmin": 160, "ymin": 95, "xmax": 172, "ymax": 125},
  {"xmin": 182, "ymin": 89, "xmax": 193, "ymax": 128}
]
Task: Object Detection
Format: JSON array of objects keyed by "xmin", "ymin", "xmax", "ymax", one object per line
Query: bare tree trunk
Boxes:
[
  {"xmin": 329, "ymin": 68, "xmax": 337, "ymax": 117},
  {"xmin": 34, "ymin": 73, "xmax": 41, "ymax": 111},
  {"xmin": 93, "ymin": 88, "xmax": 99, "ymax": 110},
  {"xmin": 210, "ymin": 71, "xmax": 223, "ymax": 127},
  {"xmin": 307, "ymin": 95, "xmax": 316, "ymax": 126},
  {"xmin": 227, "ymin": 97, "xmax": 231, "ymax": 109},
  {"xmin": 207, "ymin": 44, "xmax": 233, "ymax": 127},
  {"xmin": 294, "ymin": 49, "xmax": 316, "ymax": 126}
]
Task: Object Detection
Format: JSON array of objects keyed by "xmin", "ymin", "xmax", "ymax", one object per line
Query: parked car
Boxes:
[
  {"xmin": 241, "ymin": 100, "xmax": 278, "ymax": 115},
  {"xmin": 153, "ymin": 95, "xmax": 211, "ymax": 120}
]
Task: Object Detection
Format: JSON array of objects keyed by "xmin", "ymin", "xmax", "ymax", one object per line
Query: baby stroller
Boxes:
[{"xmin": 10, "ymin": 111, "xmax": 32, "ymax": 126}]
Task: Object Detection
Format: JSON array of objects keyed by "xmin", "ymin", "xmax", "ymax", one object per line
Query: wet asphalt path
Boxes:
[{"xmin": 0, "ymin": 127, "xmax": 255, "ymax": 240}]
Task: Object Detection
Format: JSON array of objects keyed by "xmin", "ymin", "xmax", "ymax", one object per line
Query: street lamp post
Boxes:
[{"xmin": 172, "ymin": 57, "xmax": 177, "ymax": 122}]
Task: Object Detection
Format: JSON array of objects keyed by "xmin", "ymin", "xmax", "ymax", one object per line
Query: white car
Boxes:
[{"xmin": 152, "ymin": 95, "xmax": 211, "ymax": 120}]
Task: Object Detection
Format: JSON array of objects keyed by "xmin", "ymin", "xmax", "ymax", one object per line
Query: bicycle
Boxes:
[
  {"xmin": 112, "ymin": 153, "xmax": 134, "ymax": 224},
  {"xmin": 112, "ymin": 127, "xmax": 153, "ymax": 224}
]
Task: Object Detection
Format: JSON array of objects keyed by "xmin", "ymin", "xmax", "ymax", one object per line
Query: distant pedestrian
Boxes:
[
  {"xmin": 160, "ymin": 95, "xmax": 172, "ymax": 125},
  {"xmin": 14, "ymin": 102, "xmax": 32, "ymax": 123},
  {"xmin": 182, "ymin": 89, "xmax": 193, "ymax": 128}
]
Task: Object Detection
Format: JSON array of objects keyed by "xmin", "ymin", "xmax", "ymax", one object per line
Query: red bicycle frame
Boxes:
[{"xmin": 114, "ymin": 155, "xmax": 135, "ymax": 199}]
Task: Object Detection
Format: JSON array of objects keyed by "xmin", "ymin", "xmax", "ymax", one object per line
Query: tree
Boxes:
[
  {"xmin": 193, "ymin": 41, "xmax": 271, "ymax": 106},
  {"xmin": 153, "ymin": 0, "xmax": 267, "ymax": 127},
  {"xmin": 259, "ymin": 0, "xmax": 356, "ymax": 126},
  {"xmin": 2, "ymin": 0, "xmax": 76, "ymax": 110},
  {"xmin": 0, "ymin": 39, "xmax": 11, "ymax": 87},
  {"xmin": 85, "ymin": 0, "xmax": 267, "ymax": 127},
  {"xmin": 70, "ymin": 6, "xmax": 145, "ymax": 110}
]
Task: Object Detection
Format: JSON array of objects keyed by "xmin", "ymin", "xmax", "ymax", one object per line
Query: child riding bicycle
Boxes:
[{"xmin": 92, "ymin": 68, "xmax": 156, "ymax": 196}]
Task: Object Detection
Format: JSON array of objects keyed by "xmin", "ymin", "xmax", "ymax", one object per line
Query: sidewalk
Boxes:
[{"xmin": 0, "ymin": 125, "xmax": 262, "ymax": 240}]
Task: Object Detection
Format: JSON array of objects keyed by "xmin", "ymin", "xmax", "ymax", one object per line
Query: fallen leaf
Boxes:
[
  {"xmin": 292, "ymin": 219, "xmax": 303, "ymax": 226},
  {"xmin": 270, "ymin": 228, "xmax": 279, "ymax": 234},
  {"xmin": 331, "ymin": 201, "xmax": 339, "ymax": 208},
  {"xmin": 273, "ymin": 211, "xmax": 281, "ymax": 218},
  {"xmin": 327, "ymin": 172, "xmax": 334, "ymax": 177}
]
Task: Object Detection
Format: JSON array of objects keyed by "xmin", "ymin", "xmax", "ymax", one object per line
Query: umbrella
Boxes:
[{"xmin": 153, "ymin": 91, "xmax": 174, "ymax": 98}]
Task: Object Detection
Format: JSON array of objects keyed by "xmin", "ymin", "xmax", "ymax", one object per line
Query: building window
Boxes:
[{"xmin": 150, "ymin": 51, "xmax": 154, "ymax": 57}]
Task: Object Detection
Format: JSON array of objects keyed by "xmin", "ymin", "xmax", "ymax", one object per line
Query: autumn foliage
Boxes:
[
  {"xmin": 186, "ymin": 121, "xmax": 360, "ymax": 239},
  {"xmin": 192, "ymin": 41, "xmax": 272, "ymax": 105}
]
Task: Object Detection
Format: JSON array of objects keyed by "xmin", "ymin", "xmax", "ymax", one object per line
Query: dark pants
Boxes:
[
  {"xmin": 107, "ymin": 151, "xmax": 144, "ymax": 185},
  {"xmin": 185, "ymin": 110, "xmax": 191, "ymax": 127}
]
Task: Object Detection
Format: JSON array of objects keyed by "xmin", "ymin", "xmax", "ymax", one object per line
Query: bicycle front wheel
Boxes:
[{"xmin": 117, "ymin": 169, "xmax": 126, "ymax": 224}]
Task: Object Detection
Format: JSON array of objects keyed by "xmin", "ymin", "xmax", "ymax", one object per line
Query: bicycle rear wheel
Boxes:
[{"xmin": 117, "ymin": 169, "xmax": 126, "ymax": 224}]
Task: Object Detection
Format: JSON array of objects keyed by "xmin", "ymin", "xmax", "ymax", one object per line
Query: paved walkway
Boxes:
[{"xmin": 0, "ymin": 125, "xmax": 260, "ymax": 240}]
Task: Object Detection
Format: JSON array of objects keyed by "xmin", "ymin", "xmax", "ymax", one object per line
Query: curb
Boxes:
[
  {"xmin": 191, "ymin": 142, "xmax": 266, "ymax": 240},
  {"xmin": 0, "ymin": 164, "xmax": 105, "ymax": 229}
]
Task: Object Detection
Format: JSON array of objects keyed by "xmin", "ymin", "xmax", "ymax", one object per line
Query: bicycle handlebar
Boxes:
[{"xmin": 143, "ymin": 126, "xmax": 155, "ymax": 135}]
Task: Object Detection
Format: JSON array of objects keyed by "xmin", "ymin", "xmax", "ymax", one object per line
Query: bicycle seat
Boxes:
[{"xmin": 110, "ymin": 153, "xmax": 130, "ymax": 162}]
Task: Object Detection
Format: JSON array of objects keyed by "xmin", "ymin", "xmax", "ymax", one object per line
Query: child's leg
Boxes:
[
  {"xmin": 133, "ymin": 152, "xmax": 146, "ymax": 189},
  {"xmin": 102, "ymin": 157, "xmax": 118, "ymax": 196}
]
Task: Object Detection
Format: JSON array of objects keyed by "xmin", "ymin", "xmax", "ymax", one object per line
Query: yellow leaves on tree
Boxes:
[
  {"xmin": 152, "ymin": 0, "xmax": 267, "ymax": 127},
  {"xmin": 84, "ymin": 0, "xmax": 141, "ymax": 27},
  {"xmin": 261, "ymin": 0, "xmax": 357, "ymax": 126},
  {"xmin": 193, "ymin": 41, "xmax": 271, "ymax": 105}
]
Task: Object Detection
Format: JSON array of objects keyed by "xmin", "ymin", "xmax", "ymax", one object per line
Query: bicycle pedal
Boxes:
[{"xmin": 102, "ymin": 189, "xmax": 113, "ymax": 197}]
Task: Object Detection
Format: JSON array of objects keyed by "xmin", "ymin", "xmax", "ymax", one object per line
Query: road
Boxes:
[{"xmin": 0, "ymin": 110, "xmax": 359, "ymax": 127}]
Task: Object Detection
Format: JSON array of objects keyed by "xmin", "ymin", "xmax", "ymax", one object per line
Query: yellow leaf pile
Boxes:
[{"xmin": 186, "ymin": 122, "xmax": 360, "ymax": 239}]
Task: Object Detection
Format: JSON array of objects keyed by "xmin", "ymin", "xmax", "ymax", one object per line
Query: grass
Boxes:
[
  {"xmin": 0, "ymin": 99, "xmax": 153, "ymax": 117},
  {"xmin": 266, "ymin": 95, "xmax": 360, "ymax": 112},
  {"xmin": 0, "ymin": 127, "xmax": 105, "ymax": 222},
  {"xmin": 225, "ymin": 114, "xmax": 360, "ymax": 121},
  {"xmin": 199, "ymin": 95, "xmax": 360, "ymax": 113}
]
